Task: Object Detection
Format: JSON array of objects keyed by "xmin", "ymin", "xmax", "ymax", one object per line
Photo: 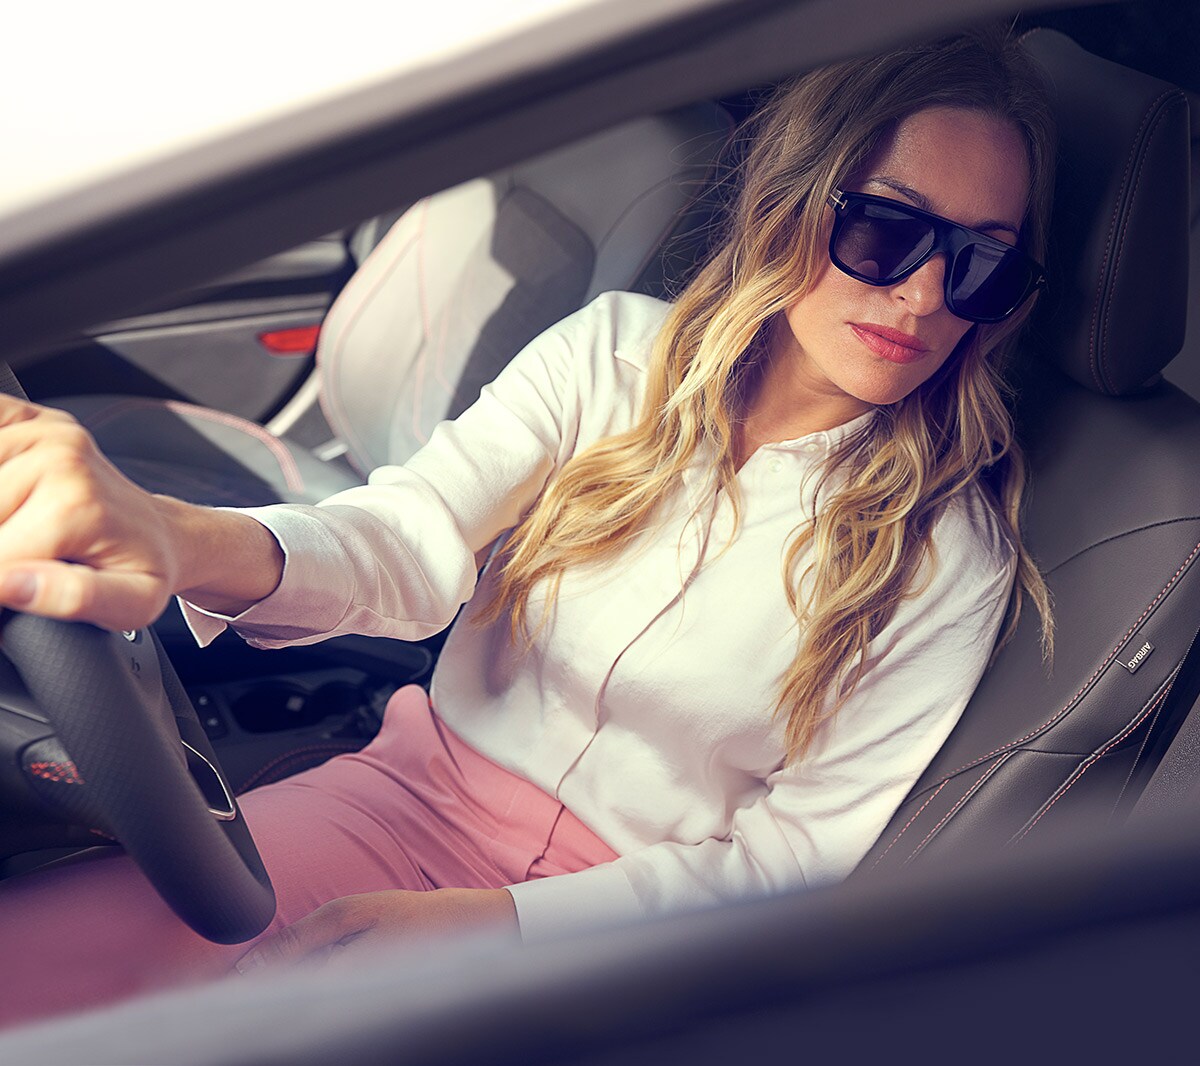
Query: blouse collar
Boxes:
[{"xmin": 766, "ymin": 407, "xmax": 878, "ymax": 456}]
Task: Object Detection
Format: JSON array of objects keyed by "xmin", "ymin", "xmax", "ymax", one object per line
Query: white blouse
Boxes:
[{"xmin": 183, "ymin": 291, "xmax": 1017, "ymax": 942}]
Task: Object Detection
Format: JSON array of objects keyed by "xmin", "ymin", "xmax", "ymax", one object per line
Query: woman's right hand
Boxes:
[{"xmin": 0, "ymin": 395, "xmax": 284, "ymax": 631}]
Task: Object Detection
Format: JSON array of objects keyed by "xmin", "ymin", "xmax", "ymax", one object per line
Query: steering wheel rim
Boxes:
[{"xmin": 2, "ymin": 613, "xmax": 275, "ymax": 944}]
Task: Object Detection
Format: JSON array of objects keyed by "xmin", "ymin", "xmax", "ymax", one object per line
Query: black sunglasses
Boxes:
[{"xmin": 826, "ymin": 189, "xmax": 1046, "ymax": 324}]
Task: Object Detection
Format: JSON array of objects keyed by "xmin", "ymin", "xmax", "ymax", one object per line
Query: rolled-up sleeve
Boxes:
[{"xmin": 179, "ymin": 296, "xmax": 603, "ymax": 648}]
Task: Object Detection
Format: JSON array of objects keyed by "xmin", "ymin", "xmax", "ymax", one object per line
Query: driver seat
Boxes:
[{"xmin": 861, "ymin": 30, "xmax": 1200, "ymax": 873}]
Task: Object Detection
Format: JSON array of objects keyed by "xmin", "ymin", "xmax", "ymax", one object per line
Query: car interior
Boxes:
[
  {"xmin": 3, "ymin": 0, "xmax": 1200, "ymax": 874},
  {"xmin": 7, "ymin": 104, "xmax": 738, "ymax": 812},
  {"xmin": 0, "ymin": 0, "xmax": 1199, "ymax": 1059}
]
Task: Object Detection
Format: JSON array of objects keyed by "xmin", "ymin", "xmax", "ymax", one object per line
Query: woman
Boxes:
[{"xmin": 0, "ymin": 27, "xmax": 1054, "ymax": 1022}]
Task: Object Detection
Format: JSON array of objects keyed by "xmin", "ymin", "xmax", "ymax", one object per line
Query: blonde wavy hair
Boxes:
[{"xmin": 482, "ymin": 28, "xmax": 1056, "ymax": 762}]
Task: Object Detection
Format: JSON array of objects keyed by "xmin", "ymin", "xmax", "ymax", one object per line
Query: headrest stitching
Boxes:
[
  {"xmin": 320, "ymin": 207, "xmax": 425, "ymax": 467},
  {"xmin": 1099, "ymin": 91, "xmax": 1188, "ymax": 394},
  {"xmin": 1087, "ymin": 89, "xmax": 1179, "ymax": 394}
]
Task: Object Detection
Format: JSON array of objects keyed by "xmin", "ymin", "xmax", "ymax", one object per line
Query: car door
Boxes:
[{"xmin": 17, "ymin": 232, "xmax": 357, "ymax": 423}]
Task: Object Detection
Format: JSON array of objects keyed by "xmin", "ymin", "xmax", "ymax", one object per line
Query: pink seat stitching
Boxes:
[
  {"xmin": 904, "ymin": 752, "xmax": 1013, "ymax": 863},
  {"xmin": 81, "ymin": 397, "xmax": 306, "ymax": 494},
  {"xmin": 408, "ymin": 202, "xmax": 434, "ymax": 449},
  {"xmin": 1014, "ymin": 679, "xmax": 1175, "ymax": 842},
  {"xmin": 869, "ymin": 779, "xmax": 948, "ymax": 868},
  {"xmin": 877, "ymin": 539, "xmax": 1200, "ymax": 862},
  {"xmin": 935, "ymin": 537, "xmax": 1200, "ymax": 780},
  {"xmin": 318, "ymin": 209, "xmax": 426, "ymax": 471}
]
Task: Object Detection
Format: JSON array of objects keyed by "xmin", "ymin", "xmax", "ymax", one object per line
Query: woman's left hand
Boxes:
[{"xmin": 234, "ymin": 888, "xmax": 519, "ymax": 973}]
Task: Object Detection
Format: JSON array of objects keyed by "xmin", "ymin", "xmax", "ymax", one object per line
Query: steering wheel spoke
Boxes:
[{"xmin": 0, "ymin": 614, "xmax": 275, "ymax": 943}]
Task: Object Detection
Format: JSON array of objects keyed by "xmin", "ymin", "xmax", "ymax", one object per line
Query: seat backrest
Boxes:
[
  {"xmin": 314, "ymin": 105, "xmax": 731, "ymax": 473},
  {"xmin": 862, "ymin": 30, "xmax": 1200, "ymax": 872},
  {"xmin": 1161, "ymin": 91, "xmax": 1200, "ymax": 400}
]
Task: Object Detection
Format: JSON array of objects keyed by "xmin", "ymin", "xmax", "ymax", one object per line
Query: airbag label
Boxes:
[{"xmin": 1118, "ymin": 639, "xmax": 1154, "ymax": 673}]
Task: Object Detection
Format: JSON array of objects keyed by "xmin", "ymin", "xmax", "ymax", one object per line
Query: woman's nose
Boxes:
[{"xmin": 891, "ymin": 253, "xmax": 948, "ymax": 317}]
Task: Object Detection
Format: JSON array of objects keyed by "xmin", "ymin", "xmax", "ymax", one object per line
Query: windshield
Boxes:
[{"xmin": 1, "ymin": 0, "xmax": 598, "ymax": 214}]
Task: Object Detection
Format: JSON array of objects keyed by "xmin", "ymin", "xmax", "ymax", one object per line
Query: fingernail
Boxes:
[
  {"xmin": 0, "ymin": 571, "xmax": 37, "ymax": 607},
  {"xmin": 234, "ymin": 948, "xmax": 264, "ymax": 975}
]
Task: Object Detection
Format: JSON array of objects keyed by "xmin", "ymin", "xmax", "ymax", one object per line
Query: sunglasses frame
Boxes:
[{"xmin": 826, "ymin": 189, "xmax": 1046, "ymax": 324}]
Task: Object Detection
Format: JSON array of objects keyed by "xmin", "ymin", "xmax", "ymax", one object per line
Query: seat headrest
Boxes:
[{"xmin": 1022, "ymin": 30, "xmax": 1190, "ymax": 396}]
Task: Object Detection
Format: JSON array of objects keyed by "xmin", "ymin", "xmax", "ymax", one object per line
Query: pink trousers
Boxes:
[{"xmin": 0, "ymin": 685, "xmax": 617, "ymax": 1030}]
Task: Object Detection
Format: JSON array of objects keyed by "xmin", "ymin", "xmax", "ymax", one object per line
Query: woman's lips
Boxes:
[{"xmin": 850, "ymin": 323, "xmax": 930, "ymax": 364}]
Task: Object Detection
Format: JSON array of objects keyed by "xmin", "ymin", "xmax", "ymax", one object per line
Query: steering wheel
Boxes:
[{"xmin": 0, "ymin": 613, "xmax": 276, "ymax": 944}]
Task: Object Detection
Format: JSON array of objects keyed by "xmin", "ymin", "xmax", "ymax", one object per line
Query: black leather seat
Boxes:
[{"xmin": 861, "ymin": 30, "xmax": 1199, "ymax": 872}]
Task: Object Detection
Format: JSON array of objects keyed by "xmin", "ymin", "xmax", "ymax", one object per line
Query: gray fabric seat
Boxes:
[
  {"xmin": 50, "ymin": 105, "xmax": 731, "ymax": 506},
  {"xmin": 46, "ymin": 393, "xmax": 361, "ymax": 507},
  {"xmin": 861, "ymin": 30, "xmax": 1200, "ymax": 872}
]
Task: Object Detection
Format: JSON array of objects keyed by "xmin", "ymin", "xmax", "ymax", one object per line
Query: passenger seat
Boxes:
[{"xmin": 49, "ymin": 105, "xmax": 732, "ymax": 506}]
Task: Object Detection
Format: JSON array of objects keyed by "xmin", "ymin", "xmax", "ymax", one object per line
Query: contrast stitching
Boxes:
[
  {"xmin": 629, "ymin": 181, "xmax": 708, "ymax": 293},
  {"xmin": 1098, "ymin": 92, "xmax": 1181, "ymax": 393},
  {"xmin": 1112, "ymin": 663, "xmax": 1181, "ymax": 813},
  {"xmin": 904, "ymin": 753, "xmax": 1012, "ymax": 864},
  {"xmin": 163, "ymin": 402, "xmax": 305, "ymax": 494},
  {"xmin": 870, "ymin": 779, "xmax": 948, "ymax": 868},
  {"xmin": 319, "ymin": 211, "xmax": 425, "ymax": 466},
  {"xmin": 416, "ymin": 198, "xmax": 433, "ymax": 340},
  {"xmin": 406, "ymin": 200, "xmax": 435, "ymax": 452},
  {"xmin": 432, "ymin": 249, "xmax": 473, "ymax": 397},
  {"xmin": 894, "ymin": 542, "xmax": 1199, "ymax": 855},
  {"xmin": 419, "ymin": 230, "xmax": 484, "ymax": 447},
  {"xmin": 629, "ymin": 118, "xmax": 737, "ymax": 291},
  {"xmin": 28, "ymin": 760, "xmax": 84, "ymax": 785},
  {"xmin": 939, "ymin": 537, "xmax": 1200, "ymax": 780},
  {"xmin": 82, "ymin": 397, "xmax": 306, "ymax": 494},
  {"xmin": 1014, "ymin": 680, "xmax": 1174, "ymax": 842},
  {"xmin": 602, "ymin": 176, "xmax": 696, "ymax": 283},
  {"xmin": 598, "ymin": 176, "xmax": 676, "ymax": 260}
]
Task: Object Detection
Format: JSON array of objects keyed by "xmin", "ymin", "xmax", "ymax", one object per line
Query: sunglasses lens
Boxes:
[
  {"xmin": 834, "ymin": 201, "xmax": 936, "ymax": 281},
  {"xmin": 831, "ymin": 195, "xmax": 1040, "ymax": 324},
  {"xmin": 948, "ymin": 243, "xmax": 1035, "ymax": 322}
]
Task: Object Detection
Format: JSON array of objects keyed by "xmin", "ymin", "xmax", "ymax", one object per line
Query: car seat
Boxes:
[
  {"xmin": 48, "ymin": 105, "xmax": 732, "ymax": 507},
  {"xmin": 861, "ymin": 30, "xmax": 1200, "ymax": 872}
]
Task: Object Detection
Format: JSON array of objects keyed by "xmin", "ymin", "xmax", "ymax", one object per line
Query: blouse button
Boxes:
[
  {"xmin": 768, "ymin": 457, "xmax": 784, "ymax": 474},
  {"xmin": 800, "ymin": 441, "xmax": 821, "ymax": 455}
]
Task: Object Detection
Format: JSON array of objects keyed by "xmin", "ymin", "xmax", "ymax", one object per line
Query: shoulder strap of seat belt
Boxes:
[{"xmin": 1126, "ymin": 627, "xmax": 1200, "ymax": 821}]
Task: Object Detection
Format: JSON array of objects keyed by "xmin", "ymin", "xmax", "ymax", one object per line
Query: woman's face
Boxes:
[{"xmin": 774, "ymin": 106, "xmax": 1032, "ymax": 419}]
